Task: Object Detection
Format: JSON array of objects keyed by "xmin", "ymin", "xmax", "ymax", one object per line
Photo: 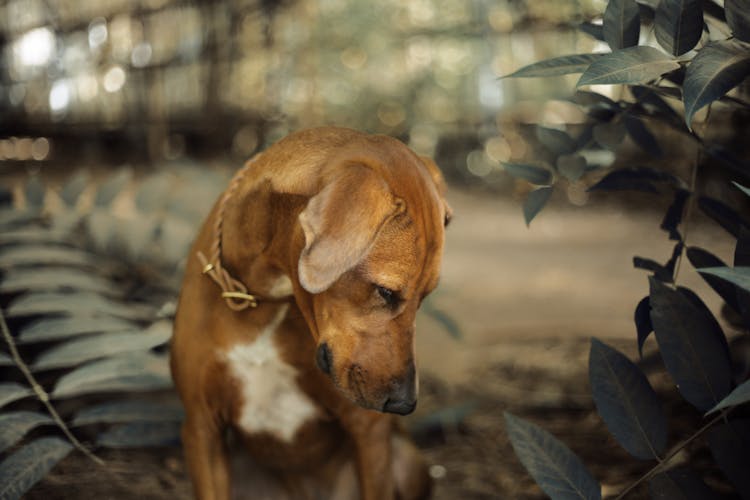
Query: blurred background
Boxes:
[
  {"xmin": 0, "ymin": 0, "xmax": 608, "ymax": 181},
  {"xmin": 0, "ymin": 0, "xmax": 744, "ymax": 498}
]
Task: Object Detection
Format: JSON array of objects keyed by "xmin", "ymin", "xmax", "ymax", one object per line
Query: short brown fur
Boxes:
[{"xmin": 170, "ymin": 127, "xmax": 449, "ymax": 500}]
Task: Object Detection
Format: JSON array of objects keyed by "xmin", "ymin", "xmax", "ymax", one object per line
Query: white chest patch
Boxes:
[{"xmin": 224, "ymin": 305, "xmax": 319, "ymax": 443}]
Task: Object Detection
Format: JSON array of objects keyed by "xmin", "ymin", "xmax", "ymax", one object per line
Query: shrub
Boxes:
[{"xmin": 502, "ymin": 0, "xmax": 750, "ymax": 498}]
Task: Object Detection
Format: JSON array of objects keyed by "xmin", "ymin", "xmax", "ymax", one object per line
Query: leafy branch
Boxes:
[
  {"xmin": 501, "ymin": 0, "xmax": 750, "ymax": 498},
  {"xmin": 0, "ymin": 306, "xmax": 103, "ymax": 466}
]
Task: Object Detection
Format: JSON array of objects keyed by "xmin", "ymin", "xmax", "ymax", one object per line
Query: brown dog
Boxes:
[{"xmin": 170, "ymin": 127, "xmax": 450, "ymax": 499}]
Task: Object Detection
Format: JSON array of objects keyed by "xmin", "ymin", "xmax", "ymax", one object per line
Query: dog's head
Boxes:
[{"xmin": 296, "ymin": 149, "xmax": 450, "ymax": 415}]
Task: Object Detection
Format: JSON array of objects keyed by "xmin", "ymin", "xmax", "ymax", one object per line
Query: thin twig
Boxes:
[
  {"xmin": 613, "ymin": 408, "xmax": 733, "ymax": 499},
  {"xmin": 0, "ymin": 307, "xmax": 104, "ymax": 465},
  {"xmin": 672, "ymin": 143, "xmax": 702, "ymax": 284}
]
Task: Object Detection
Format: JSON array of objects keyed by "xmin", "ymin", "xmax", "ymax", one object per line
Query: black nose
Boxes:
[
  {"xmin": 383, "ymin": 397, "xmax": 417, "ymax": 415},
  {"xmin": 382, "ymin": 364, "xmax": 417, "ymax": 415},
  {"xmin": 316, "ymin": 342, "xmax": 333, "ymax": 375}
]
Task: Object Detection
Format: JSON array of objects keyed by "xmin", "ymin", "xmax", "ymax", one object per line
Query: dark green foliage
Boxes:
[
  {"xmin": 0, "ymin": 438, "xmax": 73, "ymax": 500},
  {"xmin": 0, "ymin": 169, "xmax": 222, "ymax": 499},
  {"xmin": 503, "ymin": 163, "xmax": 553, "ymax": 185},
  {"xmin": 588, "ymin": 339, "xmax": 668, "ymax": 460},
  {"xmin": 699, "ymin": 267, "xmax": 750, "ymax": 295},
  {"xmin": 536, "ymin": 126, "xmax": 577, "ymax": 155},
  {"xmin": 654, "ymin": 0, "xmax": 704, "ymax": 56},
  {"xmin": 683, "ymin": 41, "xmax": 750, "ymax": 127},
  {"xmin": 603, "ymin": 0, "xmax": 640, "ymax": 50},
  {"xmin": 634, "ymin": 296, "xmax": 653, "ymax": 357},
  {"xmin": 557, "ymin": 154, "xmax": 587, "ymax": 181},
  {"xmin": 725, "ymin": 0, "xmax": 750, "ymax": 42},
  {"xmin": 686, "ymin": 247, "xmax": 741, "ymax": 312},
  {"xmin": 661, "ymin": 189, "xmax": 690, "ymax": 241},
  {"xmin": 577, "ymin": 47, "xmax": 681, "ymax": 87},
  {"xmin": 649, "ymin": 277, "xmax": 732, "ymax": 412},
  {"xmin": 502, "ymin": 54, "xmax": 606, "ymax": 78},
  {"xmin": 504, "ymin": 413, "xmax": 601, "ymax": 500},
  {"xmin": 698, "ymin": 195, "xmax": 748, "ymax": 238},
  {"xmin": 624, "ymin": 115, "xmax": 663, "ymax": 157},
  {"xmin": 503, "ymin": 0, "xmax": 750, "ymax": 497},
  {"xmin": 523, "ymin": 187, "xmax": 553, "ymax": 226},
  {"xmin": 706, "ymin": 379, "xmax": 750, "ymax": 414}
]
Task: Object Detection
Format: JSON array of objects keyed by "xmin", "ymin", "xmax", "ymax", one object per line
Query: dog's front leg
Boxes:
[
  {"xmin": 344, "ymin": 410, "xmax": 395, "ymax": 500},
  {"xmin": 182, "ymin": 414, "xmax": 231, "ymax": 500}
]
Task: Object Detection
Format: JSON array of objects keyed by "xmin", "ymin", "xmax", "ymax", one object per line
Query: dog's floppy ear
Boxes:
[
  {"xmin": 420, "ymin": 156, "xmax": 453, "ymax": 226},
  {"xmin": 298, "ymin": 165, "xmax": 397, "ymax": 293}
]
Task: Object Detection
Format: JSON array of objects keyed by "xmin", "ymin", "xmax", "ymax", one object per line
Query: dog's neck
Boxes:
[{"xmin": 217, "ymin": 184, "xmax": 320, "ymax": 336}]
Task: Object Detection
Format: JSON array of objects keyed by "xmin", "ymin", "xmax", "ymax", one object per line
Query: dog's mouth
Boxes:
[{"xmin": 316, "ymin": 343, "xmax": 417, "ymax": 414}]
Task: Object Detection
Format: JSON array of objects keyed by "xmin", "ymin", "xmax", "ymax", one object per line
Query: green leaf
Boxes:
[
  {"xmin": 0, "ymin": 437, "xmax": 73, "ymax": 500},
  {"xmin": 732, "ymin": 181, "xmax": 750, "ymax": 197},
  {"xmin": 604, "ymin": 0, "xmax": 641, "ymax": 50},
  {"xmin": 557, "ymin": 154, "xmax": 587, "ymax": 181},
  {"xmin": 97, "ymin": 421, "xmax": 181, "ymax": 448},
  {"xmin": 706, "ymin": 379, "xmax": 750, "ymax": 414},
  {"xmin": 649, "ymin": 278, "xmax": 732, "ymax": 411},
  {"xmin": 634, "ymin": 296, "xmax": 653, "ymax": 357},
  {"xmin": 503, "ymin": 163, "xmax": 553, "ymax": 185},
  {"xmin": 579, "ymin": 22, "xmax": 605, "ymax": 41},
  {"xmin": 6, "ymin": 292, "xmax": 155, "ymax": 321},
  {"xmin": 726, "ymin": 0, "xmax": 750, "ymax": 42},
  {"xmin": 17, "ymin": 316, "xmax": 136, "ymax": 344},
  {"xmin": 0, "ymin": 268, "xmax": 114, "ymax": 295},
  {"xmin": 0, "ymin": 412, "xmax": 54, "ymax": 454},
  {"xmin": 698, "ymin": 195, "xmax": 748, "ymax": 238},
  {"xmin": 94, "ymin": 168, "xmax": 132, "ymax": 207},
  {"xmin": 59, "ymin": 170, "xmax": 89, "ymax": 207},
  {"xmin": 589, "ymin": 338, "xmax": 667, "ymax": 460},
  {"xmin": 577, "ymin": 46, "xmax": 681, "ymax": 87},
  {"xmin": 592, "ymin": 121, "xmax": 627, "ymax": 150},
  {"xmin": 504, "ymin": 412, "xmax": 601, "ymax": 500},
  {"xmin": 52, "ymin": 352, "xmax": 172, "ymax": 398},
  {"xmin": 503, "ymin": 53, "xmax": 606, "ymax": 78},
  {"xmin": 32, "ymin": 321, "xmax": 171, "ymax": 371},
  {"xmin": 0, "ymin": 352, "xmax": 12, "ymax": 366},
  {"xmin": 72, "ymin": 400, "xmax": 184, "ymax": 426},
  {"xmin": 0, "ymin": 245, "xmax": 96, "ymax": 270},
  {"xmin": 536, "ymin": 126, "xmax": 577, "ymax": 154},
  {"xmin": 686, "ymin": 248, "xmax": 740, "ymax": 313},
  {"xmin": 654, "ymin": 0, "xmax": 704, "ymax": 56},
  {"xmin": 524, "ymin": 187, "xmax": 553, "ymax": 226},
  {"xmin": 683, "ymin": 41, "xmax": 750, "ymax": 127},
  {"xmin": 24, "ymin": 177, "xmax": 45, "ymax": 210},
  {"xmin": 135, "ymin": 173, "xmax": 172, "ymax": 212},
  {"xmin": 698, "ymin": 266, "xmax": 750, "ymax": 293},
  {"xmin": 0, "ymin": 383, "xmax": 32, "ymax": 409},
  {"xmin": 624, "ymin": 115, "xmax": 662, "ymax": 157}
]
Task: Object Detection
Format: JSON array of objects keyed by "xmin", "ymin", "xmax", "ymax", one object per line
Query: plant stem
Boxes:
[
  {"xmin": 613, "ymin": 408, "xmax": 732, "ymax": 499},
  {"xmin": 672, "ymin": 136, "xmax": 702, "ymax": 284},
  {"xmin": 0, "ymin": 308, "xmax": 104, "ymax": 465}
]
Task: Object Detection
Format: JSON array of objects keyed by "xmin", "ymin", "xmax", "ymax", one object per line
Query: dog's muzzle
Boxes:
[{"xmin": 382, "ymin": 363, "xmax": 417, "ymax": 415}]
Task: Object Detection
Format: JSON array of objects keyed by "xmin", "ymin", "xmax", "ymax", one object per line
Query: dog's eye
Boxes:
[{"xmin": 376, "ymin": 285, "xmax": 398, "ymax": 307}]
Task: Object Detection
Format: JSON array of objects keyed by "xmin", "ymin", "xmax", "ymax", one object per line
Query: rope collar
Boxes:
[{"xmin": 197, "ymin": 157, "xmax": 290, "ymax": 311}]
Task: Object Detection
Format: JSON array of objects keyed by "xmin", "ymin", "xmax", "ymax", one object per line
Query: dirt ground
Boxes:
[{"xmin": 26, "ymin": 187, "xmax": 738, "ymax": 499}]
